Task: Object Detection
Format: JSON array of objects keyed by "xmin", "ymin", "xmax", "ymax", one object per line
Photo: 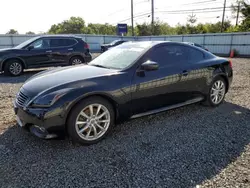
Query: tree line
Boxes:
[{"xmin": 6, "ymin": 1, "xmax": 250, "ymax": 36}]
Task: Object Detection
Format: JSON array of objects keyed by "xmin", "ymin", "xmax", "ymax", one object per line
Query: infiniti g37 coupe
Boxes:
[
  {"xmin": 0, "ymin": 35, "xmax": 92, "ymax": 76},
  {"xmin": 14, "ymin": 41, "xmax": 233, "ymax": 145}
]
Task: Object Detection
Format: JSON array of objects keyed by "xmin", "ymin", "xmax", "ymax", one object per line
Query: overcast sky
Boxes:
[{"xmin": 0, "ymin": 0, "xmax": 243, "ymax": 34}]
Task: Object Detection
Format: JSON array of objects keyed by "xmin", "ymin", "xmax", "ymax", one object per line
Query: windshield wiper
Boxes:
[{"xmin": 90, "ymin": 64, "xmax": 110, "ymax": 69}]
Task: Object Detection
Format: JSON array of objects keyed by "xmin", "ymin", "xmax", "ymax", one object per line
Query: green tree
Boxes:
[
  {"xmin": 175, "ymin": 23, "xmax": 187, "ymax": 35},
  {"xmin": 6, "ymin": 29, "xmax": 18, "ymax": 34},
  {"xmin": 87, "ymin": 23, "xmax": 116, "ymax": 35},
  {"xmin": 26, "ymin": 31, "xmax": 35, "ymax": 34},
  {"xmin": 48, "ymin": 17, "xmax": 86, "ymax": 34},
  {"xmin": 239, "ymin": 1, "xmax": 250, "ymax": 31},
  {"xmin": 187, "ymin": 13, "xmax": 197, "ymax": 25},
  {"xmin": 136, "ymin": 23, "xmax": 152, "ymax": 36}
]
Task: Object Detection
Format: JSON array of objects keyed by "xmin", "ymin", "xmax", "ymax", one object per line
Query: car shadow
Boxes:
[
  {"xmin": 0, "ymin": 69, "xmax": 48, "ymax": 83},
  {"xmin": 0, "ymin": 101, "xmax": 250, "ymax": 187}
]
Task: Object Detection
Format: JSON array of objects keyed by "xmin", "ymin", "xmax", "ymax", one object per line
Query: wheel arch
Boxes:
[
  {"xmin": 212, "ymin": 73, "xmax": 229, "ymax": 93},
  {"xmin": 69, "ymin": 55, "xmax": 86, "ymax": 64},
  {"xmin": 65, "ymin": 93, "xmax": 119, "ymax": 127},
  {"xmin": 2, "ymin": 57, "xmax": 27, "ymax": 70}
]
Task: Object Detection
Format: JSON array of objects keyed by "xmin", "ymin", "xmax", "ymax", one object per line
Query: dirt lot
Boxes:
[{"xmin": 0, "ymin": 58, "xmax": 249, "ymax": 187}]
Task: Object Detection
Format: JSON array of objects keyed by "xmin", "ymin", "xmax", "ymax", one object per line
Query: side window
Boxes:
[
  {"xmin": 30, "ymin": 38, "xmax": 50, "ymax": 49},
  {"xmin": 50, "ymin": 39, "xmax": 77, "ymax": 48},
  {"xmin": 148, "ymin": 45, "xmax": 188, "ymax": 68},
  {"xmin": 188, "ymin": 48, "xmax": 204, "ymax": 62},
  {"xmin": 50, "ymin": 39, "xmax": 61, "ymax": 48},
  {"xmin": 66, "ymin": 39, "xmax": 77, "ymax": 46}
]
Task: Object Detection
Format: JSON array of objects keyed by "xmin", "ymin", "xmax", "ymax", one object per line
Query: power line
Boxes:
[
  {"xmin": 116, "ymin": 6, "xmax": 235, "ymax": 23},
  {"xmin": 107, "ymin": 0, "xmax": 149, "ymax": 17}
]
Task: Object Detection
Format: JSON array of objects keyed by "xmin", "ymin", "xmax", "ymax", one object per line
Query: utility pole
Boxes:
[
  {"xmin": 221, "ymin": 0, "xmax": 227, "ymax": 32},
  {"xmin": 131, "ymin": 0, "xmax": 134, "ymax": 36},
  {"xmin": 151, "ymin": 0, "xmax": 154, "ymax": 35},
  {"xmin": 236, "ymin": 1, "xmax": 240, "ymax": 26}
]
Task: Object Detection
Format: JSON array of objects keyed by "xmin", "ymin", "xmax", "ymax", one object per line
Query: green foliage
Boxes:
[
  {"xmin": 47, "ymin": 14, "xmax": 250, "ymax": 36},
  {"xmin": 239, "ymin": 1, "xmax": 250, "ymax": 31},
  {"xmin": 6, "ymin": 29, "xmax": 18, "ymax": 34},
  {"xmin": 26, "ymin": 31, "xmax": 35, "ymax": 34},
  {"xmin": 48, "ymin": 17, "xmax": 86, "ymax": 34}
]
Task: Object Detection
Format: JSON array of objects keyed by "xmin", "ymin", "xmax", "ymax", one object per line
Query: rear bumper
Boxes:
[
  {"xmin": 84, "ymin": 53, "xmax": 92, "ymax": 62},
  {"xmin": 14, "ymin": 102, "xmax": 65, "ymax": 138}
]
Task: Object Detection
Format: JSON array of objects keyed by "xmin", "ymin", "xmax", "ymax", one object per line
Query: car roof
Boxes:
[
  {"xmin": 123, "ymin": 41, "xmax": 195, "ymax": 47},
  {"xmin": 39, "ymin": 35, "xmax": 82, "ymax": 39}
]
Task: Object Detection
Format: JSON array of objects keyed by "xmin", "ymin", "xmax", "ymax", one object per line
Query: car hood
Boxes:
[
  {"xmin": 101, "ymin": 44, "xmax": 111, "ymax": 47},
  {"xmin": 0, "ymin": 48, "xmax": 12, "ymax": 52},
  {"xmin": 22, "ymin": 65, "xmax": 118, "ymax": 96},
  {"xmin": 0, "ymin": 48, "xmax": 13, "ymax": 55}
]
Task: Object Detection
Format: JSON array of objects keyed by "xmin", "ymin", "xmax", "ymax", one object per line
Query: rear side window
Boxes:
[
  {"xmin": 188, "ymin": 48, "xmax": 204, "ymax": 62},
  {"xmin": 50, "ymin": 38, "xmax": 77, "ymax": 48},
  {"xmin": 65, "ymin": 38, "xmax": 77, "ymax": 46},
  {"xmin": 148, "ymin": 45, "xmax": 188, "ymax": 68}
]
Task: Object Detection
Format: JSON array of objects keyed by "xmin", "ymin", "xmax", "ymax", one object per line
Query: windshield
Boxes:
[
  {"xmin": 13, "ymin": 36, "xmax": 40, "ymax": 49},
  {"xmin": 89, "ymin": 42, "xmax": 152, "ymax": 70},
  {"xmin": 110, "ymin": 40, "xmax": 120, "ymax": 45}
]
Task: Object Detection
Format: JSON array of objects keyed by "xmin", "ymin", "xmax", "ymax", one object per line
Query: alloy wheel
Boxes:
[
  {"xmin": 72, "ymin": 58, "xmax": 82, "ymax": 65},
  {"xmin": 210, "ymin": 80, "xmax": 225, "ymax": 104},
  {"xmin": 9, "ymin": 62, "xmax": 22, "ymax": 75},
  {"xmin": 75, "ymin": 103, "xmax": 110, "ymax": 141}
]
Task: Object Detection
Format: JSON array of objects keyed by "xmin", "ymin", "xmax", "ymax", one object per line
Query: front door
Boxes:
[
  {"xmin": 21, "ymin": 38, "xmax": 52, "ymax": 68},
  {"xmin": 130, "ymin": 44, "xmax": 190, "ymax": 115}
]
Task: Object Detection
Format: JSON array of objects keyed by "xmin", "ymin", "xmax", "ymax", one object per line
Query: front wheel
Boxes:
[
  {"xmin": 67, "ymin": 97, "xmax": 115, "ymax": 145},
  {"xmin": 4, "ymin": 59, "xmax": 23, "ymax": 76},
  {"xmin": 204, "ymin": 77, "xmax": 227, "ymax": 107}
]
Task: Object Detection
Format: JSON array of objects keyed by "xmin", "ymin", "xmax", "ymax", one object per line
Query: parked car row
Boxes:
[
  {"xmin": 13, "ymin": 38, "xmax": 232, "ymax": 145},
  {"xmin": 0, "ymin": 35, "xmax": 210, "ymax": 76}
]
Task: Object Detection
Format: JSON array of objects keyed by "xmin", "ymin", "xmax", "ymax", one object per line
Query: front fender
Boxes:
[{"xmin": 1, "ymin": 55, "xmax": 27, "ymax": 70}]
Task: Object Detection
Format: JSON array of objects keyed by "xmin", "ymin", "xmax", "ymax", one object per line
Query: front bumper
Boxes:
[{"xmin": 14, "ymin": 102, "xmax": 65, "ymax": 139}]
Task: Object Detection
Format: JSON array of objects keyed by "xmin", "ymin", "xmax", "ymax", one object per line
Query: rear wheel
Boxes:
[
  {"xmin": 69, "ymin": 56, "xmax": 85, "ymax": 65},
  {"xmin": 4, "ymin": 59, "xmax": 23, "ymax": 76},
  {"xmin": 203, "ymin": 77, "xmax": 226, "ymax": 107},
  {"xmin": 67, "ymin": 97, "xmax": 115, "ymax": 145}
]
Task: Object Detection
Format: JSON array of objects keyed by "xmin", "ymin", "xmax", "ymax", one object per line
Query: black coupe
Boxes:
[{"xmin": 14, "ymin": 41, "xmax": 233, "ymax": 144}]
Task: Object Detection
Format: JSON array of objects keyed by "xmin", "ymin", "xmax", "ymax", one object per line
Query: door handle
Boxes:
[
  {"xmin": 46, "ymin": 50, "xmax": 52, "ymax": 53},
  {"xmin": 68, "ymin": 48, "xmax": 73, "ymax": 51},
  {"xmin": 182, "ymin": 70, "xmax": 189, "ymax": 76}
]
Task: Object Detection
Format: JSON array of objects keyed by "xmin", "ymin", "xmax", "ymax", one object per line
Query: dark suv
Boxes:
[{"xmin": 0, "ymin": 35, "xmax": 92, "ymax": 76}]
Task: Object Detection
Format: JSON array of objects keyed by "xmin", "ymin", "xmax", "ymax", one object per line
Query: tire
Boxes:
[
  {"xmin": 67, "ymin": 96, "xmax": 115, "ymax": 145},
  {"xmin": 4, "ymin": 59, "xmax": 23, "ymax": 76},
  {"xmin": 203, "ymin": 76, "xmax": 227, "ymax": 107},
  {"xmin": 69, "ymin": 56, "xmax": 85, "ymax": 65}
]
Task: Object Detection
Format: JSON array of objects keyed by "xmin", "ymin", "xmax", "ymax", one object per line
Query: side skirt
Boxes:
[{"xmin": 130, "ymin": 97, "xmax": 204, "ymax": 119}]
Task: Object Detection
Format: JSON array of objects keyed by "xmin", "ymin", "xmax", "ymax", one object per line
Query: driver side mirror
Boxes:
[
  {"xmin": 27, "ymin": 45, "xmax": 34, "ymax": 51},
  {"xmin": 141, "ymin": 60, "xmax": 159, "ymax": 71}
]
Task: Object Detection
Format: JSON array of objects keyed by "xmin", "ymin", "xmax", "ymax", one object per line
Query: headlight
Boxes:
[{"xmin": 30, "ymin": 88, "xmax": 72, "ymax": 108}]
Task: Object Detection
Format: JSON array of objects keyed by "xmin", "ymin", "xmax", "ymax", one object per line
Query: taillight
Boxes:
[
  {"xmin": 84, "ymin": 43, "xmax": 89, "ymax": 49},
  {"xmin": 229, "ymin": 60, "xmax": 232, "ymax": 68}
]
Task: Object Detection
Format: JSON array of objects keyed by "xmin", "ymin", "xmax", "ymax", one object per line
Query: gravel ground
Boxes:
[{"xmin": 0, "ymin": 58, "xmax": 249, "ymax": 188}]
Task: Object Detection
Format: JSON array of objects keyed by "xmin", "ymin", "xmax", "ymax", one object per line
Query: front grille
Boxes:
[{"xmin": 16, "ymin": 91, "xmax": 29, "ymax": 107}]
